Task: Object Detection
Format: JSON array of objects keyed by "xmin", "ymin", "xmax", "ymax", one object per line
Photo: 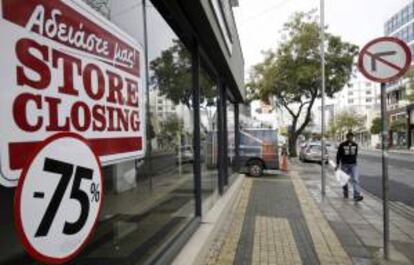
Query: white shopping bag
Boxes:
[{"xmin": 335, "ymin": 169, "xmax": 350, "ymax": 187}]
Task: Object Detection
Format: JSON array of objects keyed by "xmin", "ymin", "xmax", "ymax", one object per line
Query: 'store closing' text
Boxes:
[{"xmin": 0, "ymin": 0, "xmax": 146, "ymax": 186}]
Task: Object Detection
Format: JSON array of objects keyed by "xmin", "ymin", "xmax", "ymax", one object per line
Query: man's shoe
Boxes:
[
  {"xmin": 354, "ymin": 195, "xmax": 364, "ymax": 202},
  {"xmin": 343, "ymin": 186, "xmax": 349, "ymax": 199}
]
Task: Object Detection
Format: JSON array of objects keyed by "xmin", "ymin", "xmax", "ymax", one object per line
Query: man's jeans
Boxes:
[{"xmin": 341, "ymin": 163, "xmax": 361, "ymax": 197}]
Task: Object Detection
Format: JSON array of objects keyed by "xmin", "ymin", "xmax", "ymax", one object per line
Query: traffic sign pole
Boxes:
[
  {"xmin": 357, "ymin": 37, "xmax": 411, "ymax": 260},
  {"xmin": 320, "ymin": 0, "xmax": 326, "ymax": 197},
  {"xmin": 380, "ymin": 82, "xmax": 390, "ymax": 260}
]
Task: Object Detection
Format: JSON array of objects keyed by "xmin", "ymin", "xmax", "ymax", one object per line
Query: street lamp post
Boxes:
[{"xmin": 320, "ymin": 0, "xmax": 326, "ymax": 197}]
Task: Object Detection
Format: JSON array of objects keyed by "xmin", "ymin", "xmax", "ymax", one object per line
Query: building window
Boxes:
[
  {"xmin": 0, "ymin": 1, "xmax": 194, "ymax": 264},
  {"xmin": 402, "ymin": 6, "xmax": 409, "ymax": 24},
  {"xmin": 227, "ymin": 101, "xmax": 236, "ymax": 183},
  {"xmin": 366, "ymin": 98, "xmax": 372, "ymax": 103},
  {"xmin": 348, "ymin": 99, "xmax": 354, "ymax": 104},
  {"xmin": 348, "ymin": 91, "xmax": 353, "ymax": 96},
  {"xmin": 200, "ymin": 62, "xmax": 219, "ymax": 210},
  {"xmin": 409, "ymin": 23, "xmax": 414, "ymax": 41},
  {"xmin": 404, "ymin": 26, "xmax": 409, "ymax": 41},
  {"xmin": 401, "ymin": 87, "xmax": 407, "ymax": 99}
]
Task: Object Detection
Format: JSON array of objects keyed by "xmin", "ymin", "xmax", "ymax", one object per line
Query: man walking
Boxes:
[{"xmin": 335, "ymin": 131, "xmax": 364, "ymax": 201}]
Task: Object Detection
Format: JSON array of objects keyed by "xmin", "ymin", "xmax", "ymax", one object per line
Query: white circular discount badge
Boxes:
[{"xmin": 14, "ymin": 133, "xmax": 103, "ymax": 264}]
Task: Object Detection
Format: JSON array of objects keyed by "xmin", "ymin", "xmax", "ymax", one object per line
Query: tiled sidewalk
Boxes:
[
  {"xmin": 204, "ymin": 169, "xmax": 352, "ymax": 265},
  {"xmin": 296, "ymin": 160, "xmax": 414, "ymax": 265}
]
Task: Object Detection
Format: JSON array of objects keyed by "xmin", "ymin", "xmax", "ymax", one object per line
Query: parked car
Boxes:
[
  {"xmin": 176, "ymin": 145, "xmax": 194, "ymax": 164},
  {"xmin": 299, "ymin": 142, "xmax": 329, "ymax": 163},
  {"xmin": 299, "ymin": 142, "xmax": 308, "ymax": 154}
]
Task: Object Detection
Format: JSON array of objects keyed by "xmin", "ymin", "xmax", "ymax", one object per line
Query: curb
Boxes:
[{"xmin": 361, "ymin": 148, "xmax": 414, "ymax": 155}]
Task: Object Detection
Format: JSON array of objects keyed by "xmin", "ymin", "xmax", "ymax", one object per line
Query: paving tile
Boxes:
[{"xmin": 204, "ymin": 160, "xmax": 414, "ymax": 265}]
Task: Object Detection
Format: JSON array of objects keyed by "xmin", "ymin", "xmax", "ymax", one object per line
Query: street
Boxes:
[
  {"xmin": 327, "ymin": 148, "xmax": 414, "ymax": 207},
  {"xmin": 358, "ymin": 149, "xmax": 414, "ymax": 207}
]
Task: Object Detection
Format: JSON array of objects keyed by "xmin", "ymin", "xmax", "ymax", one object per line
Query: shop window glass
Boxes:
[
  {"xmin": 199, "ymin": 65, "xmax": 219, "ymax": 212},
  {"xmin": 227, "ymin": 101, "xmax": 236, "ymax": 182},
  {"xmin": 0, "ymin": 1, "xmax": 196, "ymax": 264}
]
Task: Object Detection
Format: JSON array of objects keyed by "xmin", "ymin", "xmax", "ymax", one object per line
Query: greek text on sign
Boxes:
[
  {"xmin": 15, "ymin": 133, "xmax": 103, "ymax": 264},
  {"xmin": 0, "ymin": 0, "xmax": 146, "ymax": 187},
  {"xmin": 358, "ymin": 37, "xmax": 411, "ymax": 83}
]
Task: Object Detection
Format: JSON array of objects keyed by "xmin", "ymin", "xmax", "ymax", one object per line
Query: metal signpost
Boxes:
[
  {"xmin": 357, "ymin": 36, "xmax": 411, "ymax": 260},
  {"xmin": 320, "ymin": 0, "xmax": 326, "ymax": 197}
]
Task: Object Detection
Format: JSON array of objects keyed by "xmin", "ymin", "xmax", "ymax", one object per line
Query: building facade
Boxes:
[
  {"xmin": 308, "ymin": 74, "xmax": 380, "ymax": 146},
  {"xmin": 384, "ymin": 0, "xmax": 414, "ymax": 149},
  {"xmin": 333, "ymin": 74, "xmax": 381, "ymax": 115},
  {"xmin": 334, "ymin": 74, "xmax": 380, "ymax": 147},
  {"xmin": 0, "ymin": 0, "xmax": 245, "ymax": 264}
]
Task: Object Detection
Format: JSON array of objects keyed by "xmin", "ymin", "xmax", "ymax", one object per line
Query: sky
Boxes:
[{"xmin": 233, "ymin": 0, "xmax": 410, "ymax": 79}]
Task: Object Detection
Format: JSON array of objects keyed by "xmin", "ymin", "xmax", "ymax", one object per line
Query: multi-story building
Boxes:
[
  {"xmin": 335, "ymin": 74, "xmax": 381, "ymax": 147},
  {"xmin": 250, "ymin": 100, "xmax": 278, "ymax": 128},
  {"xmin": 310, "ymin": 74, "xmax": 380, "ymax": 146},
  {"xmin": 384, "ymin": 0, "xmax": 414, "ymax": 148},
  {"xmin": 334, "ymin": 74, "xmax": 381, "ymax": 116}
]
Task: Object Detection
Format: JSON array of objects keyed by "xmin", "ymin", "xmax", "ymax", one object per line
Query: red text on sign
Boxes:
[{"xmin": 13, "ymin": 38, "xmax": 141, "ymax": 133}]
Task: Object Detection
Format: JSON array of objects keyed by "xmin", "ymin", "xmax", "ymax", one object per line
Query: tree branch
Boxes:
[
  {"xmin": 296, "ymin": 94, "xmax": 316, "ymax": 135},
  {"xmin": 294, "ymin": 100, "xmax": 311, "ymax": 118},
  {"xmin": 279, "ymin": 97, "xmax": 298, "ymax": 119}
]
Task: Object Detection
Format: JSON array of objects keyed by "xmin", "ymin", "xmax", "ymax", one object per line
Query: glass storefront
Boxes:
[
  {"xmin": 227, "ymin": 102, "xmax": 237, "ymax": 183},
  {"xmin": 199, "ymin": 65, "xmax": 219, "ymax": 212},
  {"xmin": 0, "ymin": 0, "xmax": 243, "ymax": 264},
  {"xmin": 0, "ymin": 1, "xmax": 196, "ymax": 264}
]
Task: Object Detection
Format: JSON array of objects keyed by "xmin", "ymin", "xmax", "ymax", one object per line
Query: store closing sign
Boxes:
[{"xmin": 0, "ymin": 0, "xmax": 146, "ymax": 187}]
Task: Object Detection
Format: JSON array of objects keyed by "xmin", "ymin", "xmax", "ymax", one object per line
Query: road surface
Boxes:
[{"xmin": 327, "ymin": 148, "xmax": 414, "ymax": 207}]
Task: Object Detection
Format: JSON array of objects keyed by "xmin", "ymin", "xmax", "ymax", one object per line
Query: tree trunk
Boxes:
[{"xmin": 288, "ymin": 133, "xmax": 298, "ymax": 157}]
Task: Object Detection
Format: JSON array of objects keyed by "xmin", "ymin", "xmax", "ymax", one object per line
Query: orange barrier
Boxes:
[{"xmin": 280, "ymin": 151, "xmax": 289, "ymax": 171}]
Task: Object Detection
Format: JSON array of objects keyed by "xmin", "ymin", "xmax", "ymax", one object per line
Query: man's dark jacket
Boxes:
[{"xmin": 336, "ymin": 140, "xmax": 358, "ymax": 165}]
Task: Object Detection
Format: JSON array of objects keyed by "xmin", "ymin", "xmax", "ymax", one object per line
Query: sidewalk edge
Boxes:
[
  {"xmin": 171, "ymin": 174, "xmax": 245, "ymax": 265},
  {"xmin": 291, "ymin": 170, "xmax": 353, "ymax": 265}
]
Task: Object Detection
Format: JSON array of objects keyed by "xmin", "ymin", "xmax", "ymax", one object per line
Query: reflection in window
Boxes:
[
  {"xmin": 199, "ymin": 65, "xmax": 219, "ymax": 211},
  {"xmin": 227, "ymin": 101, "xmax": 236, "ymax": 182},
  {"xmin": 75, "ymin": 1, "xmax": 196, "ymax": 264}
]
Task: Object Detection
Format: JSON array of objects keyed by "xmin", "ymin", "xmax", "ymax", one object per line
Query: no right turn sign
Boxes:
[{"xmin": 358, "ymin": 37, "xmax": 411, "ymax": 83}]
